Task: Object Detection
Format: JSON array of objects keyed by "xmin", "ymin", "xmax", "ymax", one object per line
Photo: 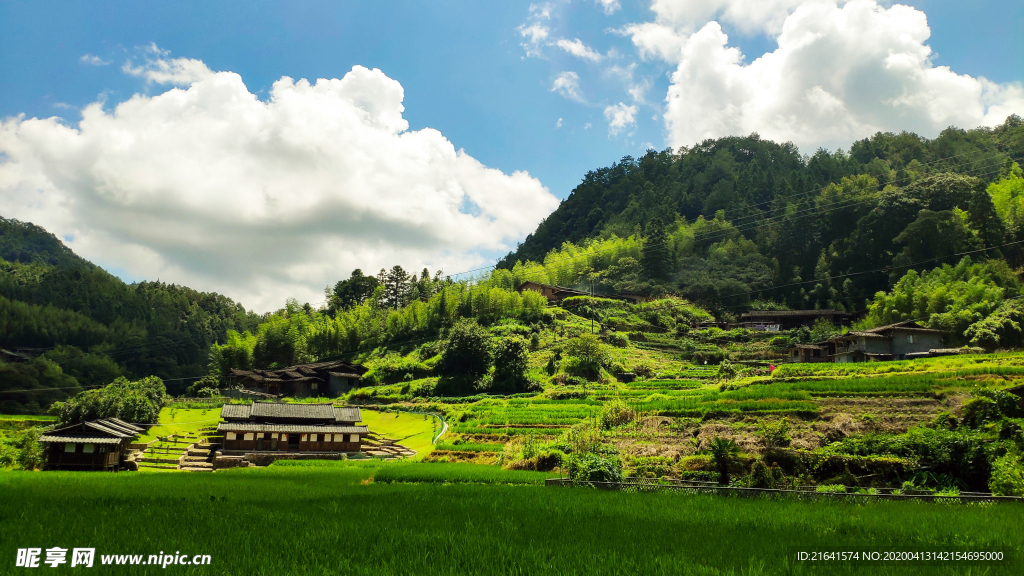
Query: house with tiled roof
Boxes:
[
  {"xmin": 217, "ymin": 402, "xmax": 368, "ymax": 454},
  {"xmin": 39, "ymin": 418, "xmax": 144, "ymax": 471},
  {"xmin": 785, "ymin": 321, "xmax": 949, "ymax": 363},
  {"xmin": 226, "ymin": 360, "xmax": 367, "ymax": 398}
]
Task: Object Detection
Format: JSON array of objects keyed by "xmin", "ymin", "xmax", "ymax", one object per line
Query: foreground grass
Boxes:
[{"xmin": 0, "ymin": 463, "xmax": 1020, "ymax": 575}]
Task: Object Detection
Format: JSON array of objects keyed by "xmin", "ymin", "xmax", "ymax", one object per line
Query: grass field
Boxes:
[
  {"xmin": 135, "ymin": 407, "xmax": 221, "ymax": 443},
  {"xmin": 0, "ymin": 463, "xmax": 1019, "ymax": 575},
  {"xmin": 359, "ymin": 409, "xmax": 438, "ymax": 457}
]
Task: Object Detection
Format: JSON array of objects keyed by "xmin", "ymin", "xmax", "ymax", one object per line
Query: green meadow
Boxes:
[{"xmin": 1, "ymin": 462, "xmax": 1020, "ymax": 576}]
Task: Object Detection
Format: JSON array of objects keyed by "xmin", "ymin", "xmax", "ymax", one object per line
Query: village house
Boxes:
[
  {"xmin": 515, "ymin": 281, "xmax": 648, "ymax": 305},
  {"xmin": 217, "ymin": 402, "xmax": 368, "ymax": 455},
  {"xmin": 38, "ymin": 418, "xmax": 143, "ymax": 471},
  {"xmin": 740, "ymin": 309, "xmax": 854, "ymax": 331},
  {"xmin": 785, "ymin": 321, "xmax": 949, "ymax": 363},
  {"xmin": 226, "ymin": 360, "xmax": 367, "ymax": 398}
]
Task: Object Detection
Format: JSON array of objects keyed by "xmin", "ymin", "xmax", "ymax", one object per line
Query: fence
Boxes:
[{"xmin": 544, "ymin": 477, "xmax": 1023, "ymax": 504}]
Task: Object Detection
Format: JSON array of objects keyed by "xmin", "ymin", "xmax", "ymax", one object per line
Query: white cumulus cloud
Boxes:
[
  {"xmin": 556, "ymin": 38, "xmax": 604, "ymax": 62},
  {"xmin": 645, "ymin": 0, "xmax": 807, "ymax": 36},
  {"xmin": 122, "ymin": 43, "xmax": 214, "ymax": 86},
  {"xmin": 551, "ymin": 71, "xmax": 585, "ymax": 102},
  {"xmin": 0, "ymin": 55, "xmax": 558, "ymax": 312},
  {"xmin": 604, "ymin": 102, "xmax": 637, "ymax": 136},
  {"xmin": 80, "ymin": 54, "xmax": 110, "ymax": 66},
  {"xmin": 628, "ymin": 0, "xmax": 1024, "ymax": 152},
  {"xmin": 594, "ymin": 0, "xmax": 621, "ymax": 16}
]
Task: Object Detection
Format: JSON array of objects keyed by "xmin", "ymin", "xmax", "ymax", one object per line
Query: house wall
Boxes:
[
  {"xmin": 328, "ymin": 375, "xmax": 355, "ymax": 397},
  {"xmin": 223, "ymin": 432, "xmax": 360, "ymax": 452},
  {"xmin": 863, "ymin": 337, "xmax": 892, "ymax": 355},
  {"xmin": 889, "ymin": 330, "xmax": 944, "ymax": 357},
  {"xmin": 45, "ymin": 444, "xmax": 121, "ymax": 470}
]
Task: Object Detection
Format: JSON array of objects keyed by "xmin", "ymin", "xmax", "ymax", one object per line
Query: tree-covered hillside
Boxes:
[
  {"xmin": 0, "ymin": 217, "xmax": 262, "ymax": 406},
  {"xmin": 499, "ymin": 117, "xmax": 1024, "ymax": 313}
]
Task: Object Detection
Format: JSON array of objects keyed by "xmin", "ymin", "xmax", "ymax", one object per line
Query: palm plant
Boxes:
[{"xmin": 709, "ymin": 437, "xmax": 740, "ymax": 486}]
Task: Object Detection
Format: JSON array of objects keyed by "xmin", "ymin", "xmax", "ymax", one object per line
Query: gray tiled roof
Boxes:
[
  {"xmin": 220, "ymin": 404, "xmax": 252, "ymax": 419},
  {"xmin": 334, "ymin": 406, "xmax": 362, "ymax": 423},
  {"xmin": 83, "ymin": 421, "xmax": 133, "ymax": 437},
  {"xmin": 104, "ymin": 418, "xmax": 144, "ymax": 433},
  {"xmin": 217, "ymin": 423, "xmax": 368, "ymax": 434},
  {"xmin": 251, "ymin": 402, "xmax": 336, "ymax": 420},
  {"xmin": 38, "ymin": 435, "xmax": 123, "ymax": 444}
]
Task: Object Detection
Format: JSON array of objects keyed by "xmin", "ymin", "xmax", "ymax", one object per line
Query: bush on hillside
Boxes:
[
  {"xmin": 492, "ymin": 336, "xmax": 530, "ymax": 391},
  {"xmin": 989, "ymin": 452, "xmax": 1024, "ymax": 496},
  {"xmin": 562, "ymin": 333, "xmax": 608, "ymax": 381},
  {"xmin": 49, "ymin": 376, "xmax": 166, "ymax": 425},
  {"xmin": 438, "ymin": 319, "xmax": 492, "ymax": 379},
  {"xmin": 566, "ymin": 452, "xmax": 623, "ymax": 483}
]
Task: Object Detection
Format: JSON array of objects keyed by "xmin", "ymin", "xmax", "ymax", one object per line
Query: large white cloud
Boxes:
[
  {"xmin": 627, "ymin": 0, "xmax": 1024, "ymax": 151},
  {"xmin": 0, "ymin": 56, "xmax": 558, "ymax": 312}
]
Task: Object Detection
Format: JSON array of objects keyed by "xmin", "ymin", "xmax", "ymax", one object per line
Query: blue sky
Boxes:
[
  {"xmin": 4, "ymin": 1, "xmax": 1018, "ymax": 200},
  {"xmin": 1, "ymin": 1, "xmax": 1022, "ymax": 310}
]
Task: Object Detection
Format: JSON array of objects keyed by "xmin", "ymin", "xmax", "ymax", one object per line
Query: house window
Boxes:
[
  {"xmin": 349, "ymin": 434, "xmax": 359, "ymax": 443},
  {"xmin": 312, "ymin": 383, "xmax": 318, "ymax": 390},
  {"xmin": 324, "ymin": 434, "xmax": 333, "ymax": 442},
  {"xmin": 83, "ymin": 444, "xmax": 95, "ymax": 454},
  {"xmin": 244, "ymin": 433, "xmax": 254, "ymax": 441},
  {"xmin": 301, "ymin": 434, "xmax": 308, "ymax": 441},
  {"xmin": 311, "ymin": 434, "xmax": 320, "ymax": 442},
  {"xmin": 907, "ymin": 335, "xmax": 914, "ymax": 344},
  {"xmin": 64, "ymin": 443, "xmax": 75, "ymax": 453},
  {"xmin": 226, "ymin": 432, "xmax": 236, "ymax": 440}
]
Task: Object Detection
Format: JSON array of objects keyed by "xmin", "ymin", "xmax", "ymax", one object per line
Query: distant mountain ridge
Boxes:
[{"xmin": 0, "ymin": 216, "xmax": 262, "ymax": 404}]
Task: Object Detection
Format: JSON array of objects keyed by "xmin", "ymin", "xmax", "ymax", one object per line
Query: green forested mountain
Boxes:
[
  {"xmin": 0, "ymin": 217, "xmax": 263, "ymax": 408},
  {"xmin": 498, "ymin": 117, "xmax": 1024, "ymax": 313}
]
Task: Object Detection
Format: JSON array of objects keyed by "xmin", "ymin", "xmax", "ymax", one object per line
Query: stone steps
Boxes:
[
  {"xmin": 180, "ymin": 466, "xmax": 214, "ymax": 472},
  {"xmin": 142, "ymin": 456, "xmax": 181, "ymax": 464},
  {"xmin": 138, "ymin": 463, "xmax": 178, "ymax": 470}
]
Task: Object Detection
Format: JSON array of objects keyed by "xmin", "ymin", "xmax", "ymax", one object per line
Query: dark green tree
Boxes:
[
  {"xmin": 641, "ymin": 217, "xmax": 672, "ymax": 281},
  {"xmin": 326, "ymin": 269, "xmax": 380, "ymax": 314},
  {"xmin": 492, "ymin": 335, "xmax": 530, "ymax": 391},
  {"xmin": 437, "ymin": 318, "xmax": 492, "ymax": 382}
]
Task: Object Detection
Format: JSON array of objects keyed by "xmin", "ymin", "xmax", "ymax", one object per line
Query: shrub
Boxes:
[
  {"xmin": 633, "ymin": 362, "xmax": 654, "ymax": 379},
  {"xmin": 566, "ymin": 453, "xmax": 623, "ymax": 483},
  {"xmin": 563, "ymin": 334, "xmax": 608, "ymax": 375},
  {"xmin": 989, "ymin": 452, "xmax": 1024, "ymax": 496},
  {"xmin": 756, "ymin": 418, "xmax": 791, "ymax": 448},
  {"xmin": 11, "ymin": 427, "xmax": 44, "ymax": 471},
  {"xmin": 691, "ymin": 348, "xmax": 727, "ymax": 365},
  {"xmin": 493, "ymin": 336, "xmax": 530, "ymax": 391},
  {"xmin": 563, "ymin": 356, "xmax": 601, "ymax": 381},
  {"xmin": 600, "ymin": 400, "xmax": 635, "ymax": 429},
  {"xmin": 49, "ymin": 376, "xmax": 166, "ymax": 425},
  {"xmin": 436, "ymin": 318, "xmax": 493, "ymax": 391},
  {"xmin": 604, "ymin": 333, "xmax": 629, "ymax": 348},
  {"xmin": 815, "ymin": 484, "xmax": 847, "ymax": 494}
]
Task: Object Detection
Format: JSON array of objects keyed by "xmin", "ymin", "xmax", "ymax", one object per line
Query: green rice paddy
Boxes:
[{"xmin": 0, "ymin": 463, "xmax": 1019, "ymax": 575}]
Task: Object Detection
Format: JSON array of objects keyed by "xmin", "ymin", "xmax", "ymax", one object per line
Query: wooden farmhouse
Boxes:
[
  {"xmin": 226, "ymin": 360, "xmax": 367, "ymax": 398},
  {"xmin": 217, "ymin": 402, "xmax": 368, "ymax": 454},
  {"xmin": 38, "ymin": 418, "xmax": 143, "ymax": 471},
  {"xmin": 785, "ymin": 321, "xmax": 948, "ymax": 363},
  {"xmin": 515, "ymin": 281, "xmax": 648, "ymax": 305},
  {"xmin": 740, "ymin": 309, "xmax": 853, "ymax": 331}
]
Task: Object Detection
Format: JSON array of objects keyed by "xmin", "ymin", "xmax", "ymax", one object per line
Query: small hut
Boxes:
[{"xmin": 39, "ymin": 418, "xmax": 143, "ymax": 471}]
